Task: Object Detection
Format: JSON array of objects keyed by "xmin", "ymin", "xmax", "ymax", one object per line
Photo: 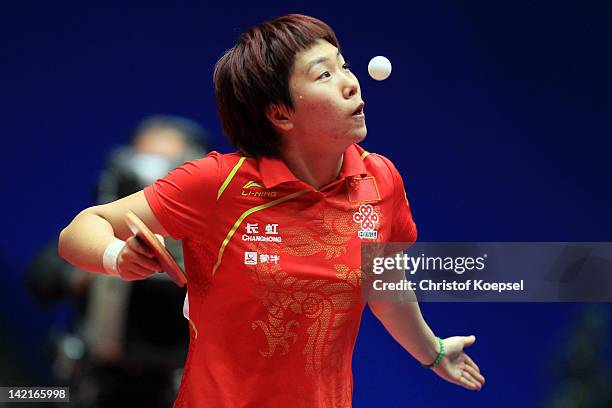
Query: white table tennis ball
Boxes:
[{"xmin": 368, "ymin": 56, "xmax": 392, "ymax": 81}]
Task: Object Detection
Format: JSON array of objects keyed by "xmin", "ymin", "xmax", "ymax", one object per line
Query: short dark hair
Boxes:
[{"xmin": 213, "ymin": 14, "xmax": 339, "ymax": 158}]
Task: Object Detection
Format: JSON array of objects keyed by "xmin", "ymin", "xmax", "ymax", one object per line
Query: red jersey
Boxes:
[{"xmin": 144, "ymin": 144, "xmax": 417, "ymax": 407}]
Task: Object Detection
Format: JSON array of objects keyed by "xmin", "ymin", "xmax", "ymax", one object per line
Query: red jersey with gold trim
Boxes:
[{"xmin": 144, "ymin": 144, "xmax": 417, "ymax": 408}]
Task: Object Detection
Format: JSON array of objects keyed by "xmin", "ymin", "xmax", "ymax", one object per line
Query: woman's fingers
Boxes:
[
  {"xmin": 464, "ymin": 364, "xmax": 485, "ymax": 385},
  {"xmin": 460, "ymin": 372, "xmax": 481, "ymax": 391},
  {"xmin": 126, "ymin": 236, "xmax": 154, "ymax": 258},
  {"xmin": 129, "ymin": 253, "xmax": 162, "ymax": 272},
  {"xmin": 466, "ymin": 354, "xmax": 481, "ymax": 373},
  {"xmin": 458, "ymin": 375, "xmax": 476, "ymax": 390},
  {"xmin": 123, "ymin": 266, "xmax": 153, "ymax": 280},
  {"xmin": 117, "ymin": 237, "xmax": 162, "ymax": 280},
  {"xmin": 120, "ymin": 261, "xmax": 159, "ymax": 280}
]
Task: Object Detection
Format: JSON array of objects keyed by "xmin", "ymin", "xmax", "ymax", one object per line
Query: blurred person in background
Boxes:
[{"xmin": 27, "ymin": 115, "xmax": 210, "ymax": 407}]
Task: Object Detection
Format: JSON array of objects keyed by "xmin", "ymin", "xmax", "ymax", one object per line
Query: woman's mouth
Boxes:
[{"xmin": 352, "ymin": 102, "xmax": 365, "ymax": 118}]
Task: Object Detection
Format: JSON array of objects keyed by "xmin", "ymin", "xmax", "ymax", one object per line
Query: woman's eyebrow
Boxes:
[{"xmin": 305, "ymin": 50, "xmax": 341, "ymax": 74}]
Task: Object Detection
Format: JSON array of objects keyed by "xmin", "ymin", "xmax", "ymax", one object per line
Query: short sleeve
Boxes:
[
  {"xmin": 144, "ymin": 152, "xmax": 221, "ymax": 241},
  {"xmin": 379, "ymin": 155, "xmax": 418, "ymax": 243}
]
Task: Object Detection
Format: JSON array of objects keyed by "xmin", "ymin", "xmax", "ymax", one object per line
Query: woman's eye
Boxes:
[{"xmin": 318, "ymin": 71, "xmax": 331, "ymax": 79}]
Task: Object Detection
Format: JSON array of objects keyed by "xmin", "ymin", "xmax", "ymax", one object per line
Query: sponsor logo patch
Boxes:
[
  {"xmin": 353, "ymin": 204, "xmax": 379, "ymax": 240},
  {"xmin": 241, "ymin": 180, "xmax": 277, "ymax": 198}
]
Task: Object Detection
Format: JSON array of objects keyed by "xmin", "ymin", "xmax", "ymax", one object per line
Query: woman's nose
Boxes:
[{"xmin": 342, "ymin": 74, "xmax": 359, "ymax": 99}]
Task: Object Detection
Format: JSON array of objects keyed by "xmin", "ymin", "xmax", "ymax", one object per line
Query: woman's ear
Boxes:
[{"xmin": 266, "ymin": 104, "xmax": 294, "ymax": 132}]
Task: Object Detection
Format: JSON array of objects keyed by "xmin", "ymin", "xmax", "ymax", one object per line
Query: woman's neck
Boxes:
[{"xmin": 282, "ymin": 144, "xmax": 345, "ymax": 190}]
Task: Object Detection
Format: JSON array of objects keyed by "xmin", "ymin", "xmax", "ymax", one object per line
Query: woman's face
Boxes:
[{"xmin": 285, "ymin": 39, "xmax": 367, "ymax": 151}]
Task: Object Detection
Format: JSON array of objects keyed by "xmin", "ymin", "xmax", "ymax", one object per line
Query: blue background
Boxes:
[{"xmin": 2, "ymin": 1, "xmax": 611, "ymax": 406}]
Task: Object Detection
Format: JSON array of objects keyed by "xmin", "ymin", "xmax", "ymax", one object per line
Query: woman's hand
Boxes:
[
  {"xmin": 117, "ymin": 236, "xmax": 162, "ymax": 280},
  {"xmin": 432, "ymin": 335, "xmax": 485, "ymax": 391}
]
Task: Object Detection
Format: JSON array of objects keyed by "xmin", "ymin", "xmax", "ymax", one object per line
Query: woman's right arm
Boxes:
[{"xmin": 58, "ymin": 190, "xmax": 167, "ymax": 280}]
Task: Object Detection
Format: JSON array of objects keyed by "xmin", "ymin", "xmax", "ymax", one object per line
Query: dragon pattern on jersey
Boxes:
[{"xmin": 245, "ymin": 206, "xmax": 384, "ymax": 374}]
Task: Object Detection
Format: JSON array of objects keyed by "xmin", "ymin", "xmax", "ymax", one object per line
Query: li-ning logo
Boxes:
[
  {"xmin": 241, "ymin": 180, "xmax": 277, "ymax": 198},
  {"xmin": 353, "ymin": 204, "xmax": 379, "ymax": 239}
]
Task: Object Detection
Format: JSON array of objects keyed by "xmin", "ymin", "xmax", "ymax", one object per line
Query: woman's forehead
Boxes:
[{"xmin": 294, "ymin": 40, "xmax": 341, "ymax": 72}]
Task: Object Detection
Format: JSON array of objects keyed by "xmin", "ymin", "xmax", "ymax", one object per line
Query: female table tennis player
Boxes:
[{"xmin": 59, "ymin": 14, "xmax": 485, "ymax": 407}]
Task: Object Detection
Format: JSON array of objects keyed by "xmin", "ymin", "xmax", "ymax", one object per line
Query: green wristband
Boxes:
[{"xmin": 422, "ymin": 336, "xmax": 445, "ymax": 369}]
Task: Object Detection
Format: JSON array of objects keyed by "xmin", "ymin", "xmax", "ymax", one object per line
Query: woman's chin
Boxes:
[{"xmin": 353, "ymin": 127, "xmax": 367, "ymax": 143}]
